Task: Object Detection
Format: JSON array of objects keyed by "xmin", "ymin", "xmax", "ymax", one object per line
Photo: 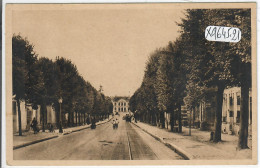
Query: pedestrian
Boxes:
[
  {"xmin": 112, "ymin": 120, "xmax": 116, "ymax": 129},
  {"xmin": 91, "ymin": 116, "xmax": 96, "ymax": 129},
  {"xmin": 86, "ymin": 117, "xmax": 90, "ymax": 125},
  {"xmin": 48, "ymin": 123, "xmax": 54, "ymax": 132},
  {"xmin": 115, "ymin": 118, "xmax": 119, "ymax": 129},
  {"xmin": 134, "ymin": 112, "xmax": 138, "ymax": 123},
  {"xmin": 31, "ymin": 117, "xmax": 38, "ymax": 134}
]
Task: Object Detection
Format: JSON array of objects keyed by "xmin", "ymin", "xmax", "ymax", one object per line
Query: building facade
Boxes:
[
  {"xmin": 12, "ymin": 98, "xmax": 57, "ymax": 133},
  {"xmin": 222, "ymin": 87, "xmax": 252, "ymax": 136},
  {"xmin": 183, "ymin": 86, "xmax": 252, "ymax": 135},
  {"xmin": 112, "ymin": 96, "xmax": 130, "ymax": 114}
]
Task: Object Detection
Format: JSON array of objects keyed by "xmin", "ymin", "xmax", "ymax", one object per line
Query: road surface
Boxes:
[{"xmin": 14, "ymin": 114, "xmax": 183, "ymax": 160}]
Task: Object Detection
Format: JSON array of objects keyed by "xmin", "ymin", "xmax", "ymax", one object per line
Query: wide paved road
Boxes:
[{"xmin": 14, "ymin": 115, "xmax": 183, "ymax": 160}]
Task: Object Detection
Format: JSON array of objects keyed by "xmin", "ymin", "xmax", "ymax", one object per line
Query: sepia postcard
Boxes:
[{"xmin": 3, "ymin": 1, "xmax": 257, "ymax": 166}]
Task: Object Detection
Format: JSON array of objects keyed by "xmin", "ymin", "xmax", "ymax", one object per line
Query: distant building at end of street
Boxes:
[{"xmin": 111, "ymin": 96, "xmax": 130, "ymax": 114}]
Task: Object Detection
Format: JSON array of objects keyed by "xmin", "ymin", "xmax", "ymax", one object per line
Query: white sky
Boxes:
[{"xmin": 12, "ymin": 4, "xmax": 184, "ymax": 97}]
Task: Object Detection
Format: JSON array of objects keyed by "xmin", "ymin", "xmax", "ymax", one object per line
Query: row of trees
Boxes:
[
  {"xmin": 13, "ymin": 34, "xmax": 113, "ymax": 136},
  {"xmin": 129, "ymin": 9, "xmax": 251, "ymax": 149}
]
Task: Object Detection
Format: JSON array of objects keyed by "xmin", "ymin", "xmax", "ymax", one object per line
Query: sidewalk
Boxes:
[
  {"xmin": 132, "ymin": 122, "xmax": 252, "ymax": 160},
  {"xmin": 13, "ymin": 117, "xmax": 112, "ymax": 150}
]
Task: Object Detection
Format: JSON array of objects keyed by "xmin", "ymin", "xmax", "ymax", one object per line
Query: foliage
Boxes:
[
  {"xmin": 12, "ymin": 35, "xmax": 113, "ymax": 131},
  {"xmin": 130, "ymin": 9, "xmax": 251, "ymax": 143}
]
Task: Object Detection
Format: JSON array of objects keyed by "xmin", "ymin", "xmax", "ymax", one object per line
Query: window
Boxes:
[
  {"xmin": 236, "ymin": 111, "xmax": 240, "ymax": 123},
  {"xmin": 229, "ymin": 111, "xmax": 234, "ymax": 117},
  {"xmin": 237, "ymin": 111, "xmax": 240, "ymax": 118},
  {"xmin": 229, "ymin": 96, "xmax": 233, "ymax": 106},
  {"xmin": 223, "ymin": 116, "xmax": 227, "ymax": 122},
  {"xmin": 237, "ymin": 96, "xmax": 241, "ymax": 105}
]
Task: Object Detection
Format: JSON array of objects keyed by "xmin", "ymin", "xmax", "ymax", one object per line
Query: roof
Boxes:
[{"xmin": 112, "ymin": 96, "xmax": 130, "ymax": 102}]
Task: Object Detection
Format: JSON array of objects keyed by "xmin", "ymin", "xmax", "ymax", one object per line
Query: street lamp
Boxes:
[{"xmin": 58, "ymin": 97, "xmax": 63, "ymax": 133}]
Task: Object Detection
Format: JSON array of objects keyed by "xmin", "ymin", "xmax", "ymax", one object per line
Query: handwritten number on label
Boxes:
[{"xmin": 205, "ymin": 26, "xmax": 241, "ymax": 43}]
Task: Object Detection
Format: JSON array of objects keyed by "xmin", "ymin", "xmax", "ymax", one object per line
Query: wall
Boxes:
[
  {"xmin": 221, "ymin": 87, "xmax": 252, "ymax": 136},
  {"xmin": 47, "ymin": 105, "xmax": 56, "ymax": 124}
]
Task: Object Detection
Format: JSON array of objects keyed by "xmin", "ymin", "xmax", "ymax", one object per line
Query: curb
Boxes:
[
  {"xmin": 13, "ymin": 117, "xmax": 114, "ymax": 150},
  {"xmin": 69, "ymin": 117, "xmax": 113, "ymax": 134},
  {"xmin": 13, "ymin": 135, "xmax": 59, "ymax": 150},
  {"xmin": 131, "ymin": 122, "xmax": 192, "ymax": 160}
]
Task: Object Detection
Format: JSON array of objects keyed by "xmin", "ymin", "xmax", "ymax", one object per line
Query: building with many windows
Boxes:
[
  {"xmin": 222, "ymin": 87, "xmax": 252, "ymax": 136},
  {"xmin": 111, "ymin": 96, "xmax": 130, "ymax": 114},
  {"xmin": 182, "ymin": 86, "xmax": 252, "ymax": 135}
]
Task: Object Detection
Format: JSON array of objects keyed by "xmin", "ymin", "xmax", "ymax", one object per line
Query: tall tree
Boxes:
[
  {"xmin": 12, "ymin": 34, "xmax": 38, "ymax": 136},
  {"xmin": 160, "ymin": 40, "xmax": 187, "ymax": 132},
  {"xmin": 155, "ymin": 49, "xmax": 175, "ymax": 130},
  {"xmin": 55, "ymin": 57, "xmax": 79, "ymax": 127},
  {"xmin": 142, "ymin": 50, "xmax": 161, "ymax": 125},
  {"xmin": 178, "ymin": 9, "xmax": 251, "ymax": 142},
  {"xmin": 37, "ymin": 58, "xmax": 60, "ymax": 131}
]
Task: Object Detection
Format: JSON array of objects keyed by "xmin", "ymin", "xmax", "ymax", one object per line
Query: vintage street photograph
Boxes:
[{"xmin": 5, "ymin": 2, "xmax": 257, "ymax": 166}]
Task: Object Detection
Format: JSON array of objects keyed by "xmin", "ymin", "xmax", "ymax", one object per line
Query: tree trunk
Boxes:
[
  {"xmin": 238, "ymin": 84, "xmax": 249, "ymax": 149},
  {"xmin": 68, "ymin": 112, "xmax": 70, "ymax": 127},
  {"xmin": 160, "ymin": 112, "xmax": 165, "ymax": 128},
  {"xmin": 155, "ymin": 113, "xmax": 158, "ymax": 126},
  {"xmin": 84, "ymin": 113, "xmax": 86, "ymax": 124},
  {"xmin": 170, "ymin": 111, "xmax": 174, "ymax": 132},
  {"xmin": 152, "ymin": 113, "xmax": 156, "ymax": 125},
  {"xmin": 81, "ymin": 113, "xmax": 83, "ymax": 124},
  {"xmin": 71, "ymin": 110, "xmax": 74, "ymax": 127},
  {"xmin": 17, "ymin": 99, "xmax": 22, "ymax": 136},
  {"xmin": 41, "ymin": 101, "xmax": 46, "ymax": 132},
  {"xmin": 178, "ymin": 104, "xmax": 182, "ymax": 133},
  {"xmin": 192, "ymin": 107, "xmax": 195, "ymax": 127},
  {"xmin": 56, "ymin": 106, "xmax": 59, "ymax": 128},
  {"xmin": 41, "ymin": 98, "xmax": 47, "ymax": 132},
  {"xmin": 75, "ymin": 112, "xmax": 78, "ymax": 126},
  {"xmin": 213, "ymin": 84, "xmax": 225, "ymax": 142},
  {"xmin": 238, "ymin": 63, "xmax": 251, "ymax": 149},
  {"xmin": 78, "ymin": 112, "xmax": 81, "ymax": 125}
]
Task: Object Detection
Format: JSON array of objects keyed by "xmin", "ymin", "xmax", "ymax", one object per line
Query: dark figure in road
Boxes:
[
  {"xmin": 31, "ymin": 117, "xmax": 39, "ymax": 134},
  {"xmin": 127, "ymin": 115, "xmax": 132, "ymax": 122},
  {"xmin": 125, "ymin": 114, "xmax": 132, "ymax": 122},
  {"xmin": 112, "ymin": 120, "xmax": 116, "ymax": 129},
  {"xmin": 91, "ymin": 117, "xmax": 96, "ymax": 129},
  {"xmin": 112, "ymin": 119, "xmax": 119, "ymax": 129},
  {"xmin": 115, "ymin": 118, "xmax": 119, "ymax": 129}
]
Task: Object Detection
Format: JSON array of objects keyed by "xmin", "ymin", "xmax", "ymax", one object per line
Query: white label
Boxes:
[{"xmin": 205, "ymin": 26, "xmax": 241, "ymax": 43}]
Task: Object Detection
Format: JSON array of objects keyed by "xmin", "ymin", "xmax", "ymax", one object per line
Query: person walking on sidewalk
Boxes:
[
  {"xmin": 112, "ymin": 119, "xmax": 116, "ymax": 129},
  {"xmin": 115, "ymin": 118, "xmax": 119, "ymax": 129},
  {"xmin": 31, "ymin": 117, "xmax": 39, "ymax": 134},
  {"xmin": 91, "ymin": 116, "xmax": 96, "ymax": 129}
]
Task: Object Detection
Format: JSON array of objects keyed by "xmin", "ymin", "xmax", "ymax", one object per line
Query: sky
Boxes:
[{"xmin": 12, "ymin": 4, "xmax": 184, "ymax": 97}]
